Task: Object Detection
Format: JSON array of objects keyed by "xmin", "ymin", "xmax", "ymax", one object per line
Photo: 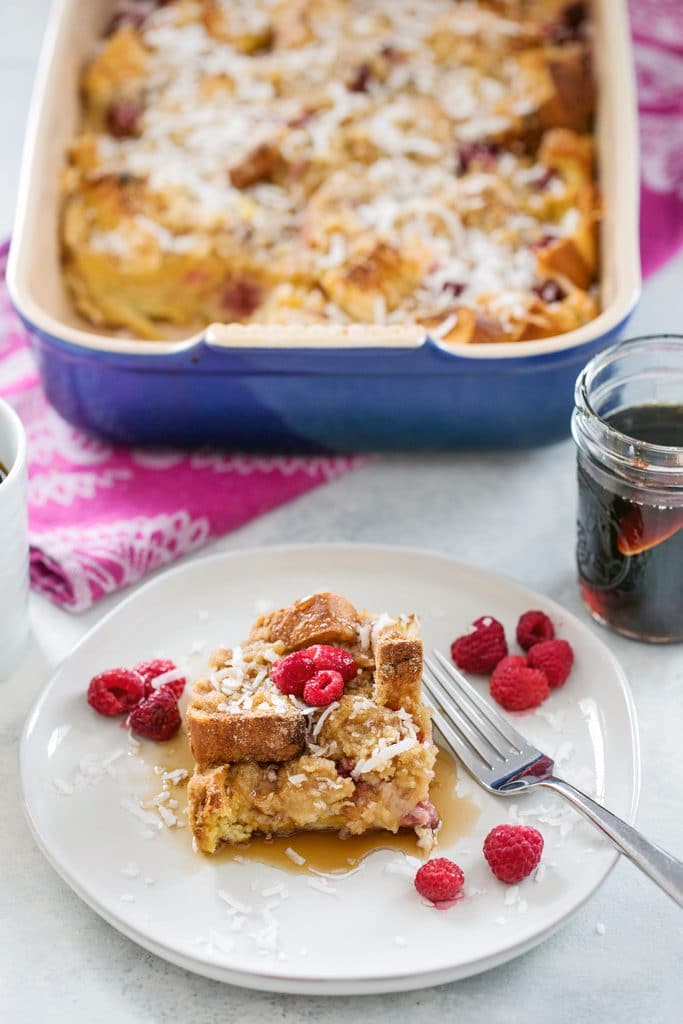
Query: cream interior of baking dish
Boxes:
[{"xmin": 8, "ymin": 0, "xmax": 640, "ymax": 359}]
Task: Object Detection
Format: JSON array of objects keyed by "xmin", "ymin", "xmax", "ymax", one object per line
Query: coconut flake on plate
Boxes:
[
  {"xmin": 307, "ymin": 877, "xmax": 337, "ymax": 896},
  {"xmin": 217, "ymin": 890, "xmax": 253, "ymax": 915},
  {"xmin": 284, "ymin": 847, "xmax": 306, "ymax": 866},
  {"xmin": 260, "ymin": 882, "xmax": 289, "ymax": 900},
  {"xmin": 503, "ymin": 886, "xmax": 520, "ymax": 907}
]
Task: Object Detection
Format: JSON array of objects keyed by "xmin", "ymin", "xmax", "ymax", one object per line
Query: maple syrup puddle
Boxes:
[{"xmin": 146, "ymin": 732, "xmax": 479, "ymax": 877}]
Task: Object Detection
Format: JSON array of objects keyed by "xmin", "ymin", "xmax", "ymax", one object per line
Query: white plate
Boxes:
[{"xmin": 21, "ymin": 545, "xmax": 640, "ymax": 994}]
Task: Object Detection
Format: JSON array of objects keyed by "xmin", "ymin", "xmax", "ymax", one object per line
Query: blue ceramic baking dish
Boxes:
[
  {"xmin": 17, "ymin": 320, "xmax": 637, "ymax": 452},
  {"xmin": 7, "ymin": 0, "xmax": 641, "ymax": 452}
]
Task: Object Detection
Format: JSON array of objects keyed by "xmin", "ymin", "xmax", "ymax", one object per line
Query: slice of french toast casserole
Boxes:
[{"xmin": 187, "ymin": 592, "xmax": 440, "ymax": 853}]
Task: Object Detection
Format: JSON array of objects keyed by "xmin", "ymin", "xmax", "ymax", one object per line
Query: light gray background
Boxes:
[{"xmin": 1, "ymin": 3, "xmax": 681, "ymax": 1021}]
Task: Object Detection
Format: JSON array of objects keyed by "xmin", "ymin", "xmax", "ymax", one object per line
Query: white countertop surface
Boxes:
[{"xmin": 1, "ymin": 3, "xmax": 682, "ymax": 1021}]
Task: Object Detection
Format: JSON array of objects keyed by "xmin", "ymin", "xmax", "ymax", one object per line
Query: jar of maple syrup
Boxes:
[{"xmin": 572, "ymin": 336, "xmax": 683, "ymax": 642}]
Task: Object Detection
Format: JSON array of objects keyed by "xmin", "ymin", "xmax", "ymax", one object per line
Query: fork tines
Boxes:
[{"xmin": 423, "ymin": 650, "xmax": 548, "ymax": 790}]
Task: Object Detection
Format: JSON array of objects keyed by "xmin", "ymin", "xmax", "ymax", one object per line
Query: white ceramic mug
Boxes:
[{"xmin": 0, "ymin": 398, "xmax": 29, "ymax": 677}]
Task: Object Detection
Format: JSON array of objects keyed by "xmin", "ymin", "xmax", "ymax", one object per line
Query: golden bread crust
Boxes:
[
  {"xmin": 374, "ymin": 632, "xmax": 424, "ymax": 715},
  {"xmin": 249, "ymin": 592, "xmax": 361, "ymax": 649},
  {"xmin": 188, "ymin": 698, "xmax": 306, "ymax": 767}
]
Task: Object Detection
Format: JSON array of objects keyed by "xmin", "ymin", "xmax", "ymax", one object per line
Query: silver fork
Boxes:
[{"xmin": 423, "ymin": 650, "xmax": 683, "ymax": 907}]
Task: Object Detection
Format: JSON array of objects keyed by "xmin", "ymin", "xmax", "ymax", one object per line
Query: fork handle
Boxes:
[{"xmin": 540, "ymin": 777, "xmax": 683, "ymax": 908}]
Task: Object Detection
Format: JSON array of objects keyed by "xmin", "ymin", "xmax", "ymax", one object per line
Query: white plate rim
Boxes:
[{"xmin": 20, "ymin": 543, "xmax": 642, "ymax": 994}]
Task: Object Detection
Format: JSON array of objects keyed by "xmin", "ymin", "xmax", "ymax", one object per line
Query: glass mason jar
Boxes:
[{"xmin": 571, "ymin": 335, "xmax": 683, "ymax": 643}]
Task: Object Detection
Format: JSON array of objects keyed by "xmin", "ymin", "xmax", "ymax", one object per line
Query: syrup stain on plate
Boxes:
[{"xmin": 143, "ymin": 735, "xmax": 478, "ymax": 877}]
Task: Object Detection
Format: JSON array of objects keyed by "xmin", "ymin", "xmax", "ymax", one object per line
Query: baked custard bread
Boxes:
[
  {"xmin": 187, "ymin": 593, "xmax": 440, "ymax": 853},
  {"xmin": 61, "ymin": 0, "xmax": 599, "ymax": 343}
]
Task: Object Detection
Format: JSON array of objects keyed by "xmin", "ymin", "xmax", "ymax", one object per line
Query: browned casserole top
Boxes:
[{"xmin": 61, "ymin": 0, "xmax": 599, "ymax": 342}]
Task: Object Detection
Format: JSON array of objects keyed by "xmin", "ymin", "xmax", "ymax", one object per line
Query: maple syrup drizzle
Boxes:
[{"xmin": 146, "ymin": 734, "xmax": 478, "ymax": 877}]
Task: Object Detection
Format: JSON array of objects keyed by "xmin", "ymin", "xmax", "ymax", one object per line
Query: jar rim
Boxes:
[{"xmin": 573, "ymin": 334, "xmax": 683, "ymax": 486}]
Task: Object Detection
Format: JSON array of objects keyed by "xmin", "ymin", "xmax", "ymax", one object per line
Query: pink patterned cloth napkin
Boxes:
[
  {"xmin": 0, "ymin": 245, "xmax": 362, "ymax": 612},
  {"xmin": 631, "ymin": 0, "xmax": 683, "ymax": 275},
  {"xmin": 2, "ymin": 0, "xmax": 682, "ymax": 613}
]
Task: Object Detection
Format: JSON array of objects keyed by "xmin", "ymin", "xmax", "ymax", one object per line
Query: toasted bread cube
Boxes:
[
  {"xmin": 521, "ymin": 286, "xmax": 599, "ymax": 340},
  {"xmin": 81, "ymin": 27, "xmax": 148, "ymax": 126},
  {"xmin": 419, "ymin": 306, "xmax": 517, "ymax": 345},
  {"xmin": 539, "ymin": 128, "xmax": 595, "ymax": 188},
  {"xmin": 373, "ymin": 620, "xmax": 423, "ymax": 714},
  {"xmin": 535, "ymin": 178, "xmax": 598, "ymax": 290},
  {"xmin": 188, "ymin": 677, "xmax": 306, "ymax": 767},
  {"xmin": 202, "ymin": 1, "xmax": 273, "ymax": 52},
  {"xmin": 535, "ymin": 234, "xmax": 592, "ymax": 290},
  {"xmin": 374, "ymin": 634, "xmax": 423, "ymax": 714},
  {"xmin": 515, "ymin": 43, "xmax": 595, "ymax": 136},
  {"xmin": 229, "ymin": 142, "xmax": 286, "ymax": 189},
  {"xmin": 249, "ymin": 592, "xmax": 361, "ymax": 649},
  {"xmin": 322, "ymin": 243, "xmax": 425, "ymax": 321},
  {"xmin": 420, "ymin": 306, "xmax": 475, "ymax": 344}
]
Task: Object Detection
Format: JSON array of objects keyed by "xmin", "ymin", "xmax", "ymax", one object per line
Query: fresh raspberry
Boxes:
[
  {"xmin": 347, "ymin": 62, "xmax": 372, "ymax": 93},
  {"xmin": 414, "ymin": 858, "xmax": 465, "ymax": 903},
  {"xmin": 455, "ymin": 140, "xmax": 498, "ymax": 175},
  {"xmin": 401, "ymin": 800, "xmax": 441, "ymax": 830},
  {"xmin": 128, "ymin": 686, "xmax": 181, "ymax": 742},
  {"xmin": 271, "ymin": 651, "xmax": 316, "ymax": 696},
  {"xmin": 516, "ymin": 610, "xmax": 555, "ymax": 650},
  {"xmin": 532, "ymin": 279, "xmax": 566, "ymax": 304},
  {"xmin": 483, "ymin": 824, "xmax": 544, "ymax": 884},
  {"xmin": 107, "ymin": 98, "xmax": 141, "ymax": 138},
  {"xmin": 303, "ymin": 669, "xmax": 345, "ymax": 707},
  {"xmin": 106, "ymin": 7, "xmax": 147, "ymax": 35},
  {"xmin": 490, "ymin": 655, "xmax": 549, "ymax": 711},
  {"xmin": 337, "ymin": 757, "xmax": 356, "ymax": 777},
  {"xmin": 134, "ymin": 658, "xmax": 186, "ymax": 699},
  {"xmin": 451, "ymin": 616, "xmax": 508, "ymax": 674},
  {"xmin": 87, "ymin": 668, "xmax": 145, "ymax": 717},
  {"xmin": 305, "ymin": 644, "xmax": 358, "ymax": 683},
  {"xmin": 527, "ymin": 639, "xmax": 574, "ymax": 688}
]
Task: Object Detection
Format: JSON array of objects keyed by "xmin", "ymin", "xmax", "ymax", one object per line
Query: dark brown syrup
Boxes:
[{"xmin": 577, "ymin": 403, "xmax": 683, "ymax": 640}]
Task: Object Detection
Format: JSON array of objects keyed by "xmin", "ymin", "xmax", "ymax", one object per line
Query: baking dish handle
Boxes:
[{"xmin": 205, "ymin": 322, "xmax": 430, "ymax": 351}]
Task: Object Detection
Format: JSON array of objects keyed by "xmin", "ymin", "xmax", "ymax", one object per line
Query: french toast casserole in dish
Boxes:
[{"xmin": 8, "ymin": 0, "xmax": 640, "ymax": 449}]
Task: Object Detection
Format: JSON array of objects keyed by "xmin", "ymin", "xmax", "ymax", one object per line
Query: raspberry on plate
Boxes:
[
  {"xmin": 490, "ymin": 655, "xmax": 549, "ymax": 711},
  {"xmin": 134, "ymin": 658, "xmax": 186, "ymax": 698},
  {"xmin": 303, "ymin": 669, "xmax": 345, "ymax": 707},
  {"xmin": 527, "ymin": 638, "xmax": 574, "ymax": 688},
  {"xmin": 87, "ymin": 668, "xmax": 145, "ymax": 717},
  {"xmin": 271, "ymin": 650, "xmax": 316, "ymax": 696},
  {"xmin": 414, "ymin": 858, "xmax": 465, "ymax": 903},
  {"xmin": 516, "ymin": 609, "xmax": 555, "ymax": 650},
  {"xmin": 128, "ymin": 686, "xmax": 181, "ymax": 741},
  {"xmin": 483, "ymin": 824, "xmax": 544, "ymax": 883},
  {"xmin": 451, "ymin": 615, "xmax": 508, "ymax": 674},
  {"xmin": 305, "ymin": 644, "xmax": 358, "ymax": 683}
]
